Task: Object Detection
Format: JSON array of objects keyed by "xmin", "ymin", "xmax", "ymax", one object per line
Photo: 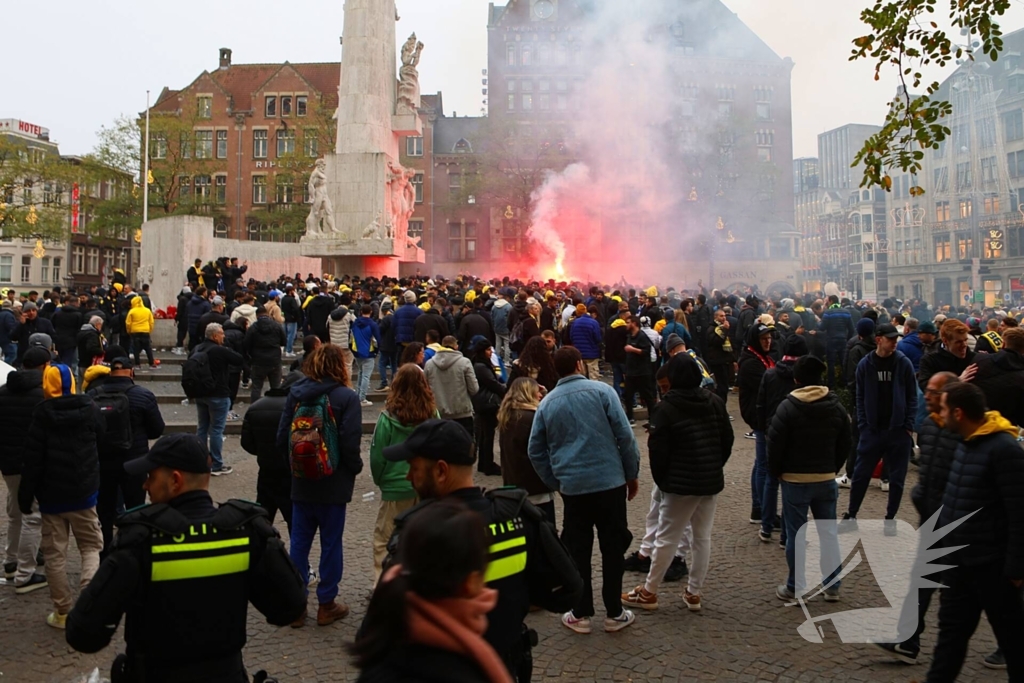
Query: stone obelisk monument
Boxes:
[{"xmin": 300, "ymin": 0, "xmax": 425, "ymax": 278}]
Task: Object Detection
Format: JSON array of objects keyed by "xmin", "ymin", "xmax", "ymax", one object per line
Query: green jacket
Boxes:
[{"xmin": 369, "ymin": 411, "xmax": 422, "ymax": 501}]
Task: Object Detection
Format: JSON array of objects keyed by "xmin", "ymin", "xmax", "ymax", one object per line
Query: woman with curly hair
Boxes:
[
  {"xmin": 276, "ymin": 343, "xmax": 363, "ymax": 626},
  {"xmin": 497, "ymin": 377, "xmax": 555, "ymax": 523},
  {"xmin": 368, "ymin": 364, "xmax": 438, "ymax": 581},
  {"xmin": 507, "ymin": 336, "xmax": 558, "ymax": 393},
  {"xmin": 399, "ymin": 341, "xmax": 426, "ymax": 369}
]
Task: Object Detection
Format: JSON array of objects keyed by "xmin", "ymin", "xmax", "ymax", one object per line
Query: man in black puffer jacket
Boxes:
[
  {"xmin": 876, "ymin": 371, "xmax": 961, "ymax": 665},
  {"xmin": 86, "ymin": 355, "xmax": 165, "ymax": 552},
  {"xmin": 621, "ymin": 353, "xmax": 732, "ymax": 612},
  {"xmin": 737, "ymin": 323, "xmax": 775, "ymax": 532},
  {"xmin": 767, "ymin": 355, "xmax": 851, "ymax": 602},
  {"xmin": 754, "ymin": 333, "xmax": 807, "ymax": 538},
  {"xmin": 51, "ymin": 297, "xmax": 83, "ymax": 368},
  {"xmin": 970, "ymin": 326, "xmax": 1024, "ymax": 428},
  {"xmin": 243, "ymin": 306, "xmax": 286, "ymax": 403},
  {"xmin": 926, "ymin": 382, "xmax": 1024, "ymax": 682},
  {"xmin": 241, "ymin": 372, "xmax": 303, "ymax": 532},
  {"xmin": 0, "ymin": 347, "xmax": 49, "ymax": 590}
]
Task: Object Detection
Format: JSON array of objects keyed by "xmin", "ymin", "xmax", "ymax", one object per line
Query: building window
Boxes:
[
  {"xmin": 977, "ymin": 118, "xmax": 996, "ymax": 148},
  {"xmin": 448, "ymin": 173, "xmax": 462, "ymax": 200},
  {"xmin": 507, "ymin": 44, "xmax": 516, "ymax": 66},
  {"xmin": 265, "ymin": 96, "xmax": 277, "ymax": 117},
  {"xmin": 103, "ymin": 249, "xmax": 114, "ymax": 276},
  {"xmin": 276, "ymin": 177, "xmax": 294, "ymax": 204},
  {"xmin": 195, "ymin": 130, "xmax": 213, "ymax": 159},
  {"xmin": 214, "ymin": 223, "xmax": 229, "ymax": 238},
  {"xmin": 40, "ymin": 257, "xmax": 49, "ymax": 283},
  {"xmin": 277, "ymin": 129, "xmax": 295, "ymax": 157},
  {"xmin": 413, "ymin": 173, "xmax": 424, "ymax": 203},
  {"xmin": 178, "ymin": 175, "xmax": 191, "ymax": 200},
  {"xmin": 522, "ymin": 47, "xmax": 532, "ymax": 66},
  {"xmin": 522, "ymin": 94, "xmax": 533, "ymax": 111},
  {"xmin": 448, "ymin": 222, "xmax": 477, "ymax": 260},
  {"xmin": 197, "ymin": 96, "xmax": 212, "ymax": 119},
  {"xmin": 933, "ymin": 167, "xmax": 949, "ymax": 192},
  {"xmin": 52, "ymin": 258, "xmax": 61, "ymax": 284},
  {"xmin": 72, "ymin": 246, "xmax": 85, "ymax": 274},
  {"xmin": 718, "ymin": 102, "xmax": 732, "ymax": 118},
  {"xmin": 0, "ymin": 255, "xmax": 10, "ymax": 283},
  {"xmin": 281, "ymin": 96, "xmax": 293, "ymax": 117},
  {"xmin": 117, "ymin": 250, "xmax": 127, "ymax": 274},
  {"xmin": 253, "ymin": 176, "xmax": 267, "ymax": 204},
  {"xmin": 983, "ymin": 195, "xmax": 1001, "ymax": 215},
  {"xmin": 409, "ymin": 220, "xmax": 424, "ymax": 239},
  {"xmin": 195, "ymin": 175, "xmax": 212, "ymax": 203},
  {"xmin": 556, "ymin": 94, "xmax": 568, "ymax": 110},
  {"xmin": 304, "ymin": 130, "xmax": 318, "ymax": 158},
  {"xmin": 1004, "ymin": 110, "xmax": 1023, "ymax": 142},
  {"xmin": 756, "ymin": 103, "xmax": 771, "ymax": 120},
  {"xmin": 216, "ymin": 131, "xmax": 228, "ymax": 159},
  {"xmin": 20, "ymin": 256, "xmax": 30, "ymax": 283},
  {"xmin": 981, "ymin": 156, "xmax": 997, "ymax": 183},
  {"xmin": 296, "ymin": 95, "xmax": 308, "ymax": 116},
  {"xmin": 716, "ymin": 85, "xmax": 735, "ymax": 100},
  {"xmin": 957, "ymin": 235, "xmax": 973, "ymax": 260},
  {"xmin": 956, "ymin": 161, "xmax": 972, "ymax": 190},
  {"xmin": 87, "ymin": 247, "xmax": 100, "ymax": 275},
  {"xmin": 756, "ymin": 130, "xmax": 774, "ymax": 163},
  {"xmin": 407, "ymin": 136, "xmax": 424, "ymax": 157},
  {"xmin": 537, "ymin": 94, "xmax": 549, "ymax": 110},
  {"xmin": 180, "ymin": 133, "xmax": 191, "ymax": 159},
  {"xmin": 215, "ymin": 176, "xmax": 227, "ymax": 204},
  {"xmin": 959, "ymin": 199, "xmax": 973, "ymax": 218},
  {"xmin": 1008, "ymin": 150, "xmax": 1024, "ymax": 178},
  {"xmin": 936, "ymin": 200, "xmax": 950, "ymax": 221},
  {"xmin": 254, "ymin": 130, "xmax": 268, "ymax": 158},
  {"xmin": 151, "ymin": 134, "xmax": 167, "ymax": 159},
  {"xmin": 934, "ymin": 235, "xmax": 951, "ymax": 263}
]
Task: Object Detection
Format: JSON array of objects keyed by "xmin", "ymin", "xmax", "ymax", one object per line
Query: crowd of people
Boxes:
[{"xmin": 1, "ymin": 262, "xmax": 1022, "ymax": 682}]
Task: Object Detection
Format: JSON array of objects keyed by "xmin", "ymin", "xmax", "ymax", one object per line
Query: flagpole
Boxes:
[{"xmin": 142, "ymin": 90, "xmax": 150, "ymax": 225}]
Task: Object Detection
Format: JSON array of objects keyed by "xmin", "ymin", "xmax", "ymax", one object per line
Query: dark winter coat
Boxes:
[
  {"xmin": 51, "ymin": 305, "xmax": 83, "ymax": 352},
  {"xmin": 186, "ymin": 296, "xmax": 212, "ymax": 335},
  {"xmin": 392, "ymin": 302, "xmax": 423, "ymax": 345},
  {"xmin": 191, "ymin": 341, "xmax": 244, "ymax": 398},
  {"xmin": 242, "ymin": 384, "xmax": 293, "ymax": 478},
  {"xmin": 19, "ymin": 394, "xmax": 104, "ymax": 514},
  {"xmin": 569, "ymin": 315, "xmax": 602, "ymax": 360},
  {"xmin": 305, "ymin": 295, "xmax": 336, "ymax": 338},
  {"xmin": 704, "ymin": 323, "xmax": 734, "ymax": 366},
  {"xmin": 76, "ymin": 324, "xmax": 104, "ymax": 368},
  {"xmin": 737, "ymin": 327, "xmax": 775, "ymax": 432},
  {"xmin": 175, "ymin": 292, "xmax": 191, "ymax": 324},
  {"xmin": 276, "ymin": 377, "xmax": 363, "ymax": 505},
  {"xmin": 896, "ymin": 331, "xmax": 925, "ymax": 371},
  {"xmin": 471, "ymin": 360, "xmax": 506, "ymax": 415},
  {"xmin": 647, "ymin": 386, "xmax": 733, "ymax": 496},
  {"xmin": 755, "ymin": 358, "xmax": 797, "ymax": 433},
  {"xmin": 844, "ymin": 338, "xmax": 876, "ymax": 394},
  {"xmin": 87, "ymin": 376, "xmax": 165, "ymax": 461},
  {"xmin": 856, "ymin": 350, "xmax": 917, "ymax": 433},
  {"xmin": 917, "ymin": 346, "xmax": 976, "ymax": 391},
  {"xmin": 970, "ymin": 349, "xmax": 1024, "ymax": 428},
  {"xmin": 15, "ymin": 316, "xmax": 55, "ymax": 363},
  {"xmin": 0, "ymin": 369, "xmax": 45, "ymax": 475},
  {"xmin": 458, "ymin": 313, "xmax": 493, "ymax": 353},
  {"xmin": 938, "ymin": 416, "xmax": 1024, "ymax": 578},
  {"xmin": 244, "ymin": 316, "xmax": 286, "ymax": 367},
  {"xmin": 624, "ymin": 329, "xmax": 654, "ymax": 376},
  {"xmin": 911, "ymin": 415, "xmax": 960, "ymax": 522},
  {"xmin": 378, "ymin": 314, "xmax": 397, "ymax": 354},
  {"xmin": 818, "ymin": 305, "xmax": 855, "ymax": 346},
  {"xmin": 767, "ymin": 387, "xmax": 851, "ymax": 480},
  {"xmin": 605, "ymin": 320, "xmax": 628, "ymax": 364},
  {"xmin": 413, "ymin": 309, "xmax": 449, "ymax": 345},
  {"xmin": 281, "ymin": 294, "xmax": 303, "ymax": 324},
  {"xmin": 499, "ymin": 407, "xmax": 551, "ymax": 496},
  {"xmin": 196, "ymin": 311, "xmax": 229, "ymax": 344}
]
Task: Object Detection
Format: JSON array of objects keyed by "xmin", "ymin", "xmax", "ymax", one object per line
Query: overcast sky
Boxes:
[{"xmin": 5, "ymin": 0, "xmax": 1023, "ymax": 159}]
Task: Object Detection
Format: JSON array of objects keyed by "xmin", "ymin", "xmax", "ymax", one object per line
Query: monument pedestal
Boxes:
[{"xmin": 300, "ymin": 234, "xmax": 424, "ymax": 279}]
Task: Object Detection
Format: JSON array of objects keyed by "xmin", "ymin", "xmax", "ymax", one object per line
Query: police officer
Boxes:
[
  {"xmin": 66, "ymin": 434, "xmax": 307, "ymax": 683},
  {"xmin": 379, "ymin": 419, "xmax": 579, "ymax": 683}
]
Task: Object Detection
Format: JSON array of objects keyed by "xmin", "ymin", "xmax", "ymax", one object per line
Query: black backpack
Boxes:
[
  {"xmin": 181, "ymin": 348, "xmax": 216, "ymax": 399},
  {"xmin": 93, "ymin": 385, "xmax": 133, "ymax": 451}
]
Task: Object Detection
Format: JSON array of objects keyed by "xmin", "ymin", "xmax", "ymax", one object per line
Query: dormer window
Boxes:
[{"xmin": 453, "ymin": 138, "xmax": 473, "ymax": 154}]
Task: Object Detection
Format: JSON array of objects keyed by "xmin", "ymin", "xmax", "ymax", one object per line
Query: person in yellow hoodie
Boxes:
[{"xmin": 124, "ymin": 296, "xmax": 157, "ymax": 369}]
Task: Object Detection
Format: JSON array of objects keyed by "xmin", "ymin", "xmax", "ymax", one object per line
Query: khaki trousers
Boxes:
[
  {"xmin": 372, "ymin": 497, "xmax": 419, "ymax": 583},
  {"xmin": 41, "ymin": 508, "xmax": 104, "ymax": 614},
  {"xmin": 585, "ymin": 358, "xmax": 601, "ymax": 380}
]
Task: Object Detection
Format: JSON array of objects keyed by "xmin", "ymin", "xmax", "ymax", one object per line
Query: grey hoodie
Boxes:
[
  {"xmin": 329, "ymin": 307, "xmax": 356, "ymax": 350},
  {"xmin": 424, "ymin": 347, "xmax": 480, "ymax": 420}
]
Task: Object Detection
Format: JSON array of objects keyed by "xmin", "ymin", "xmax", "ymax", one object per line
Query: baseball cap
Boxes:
[
  {"xmin": 212, "ymin": 296, "xmax": 225, "ymax": 306},
  {"xmin": 124, "ymin": 434, "xmax": 212, "ymax": 476},
  {"xmin": 876, "ymin": 323, "xmax": 900, "ymax": 339},
  {"xmin": 29, "ymin": 332, "xmax": 53, "ymax": 349},
  {"xmin": 383, "ymin": 419, "xmax": 476, "ymax": 466},
  {"xmin": 918, "ymin": 321, "xmax": 938, "ymax": 335},
  {"xmin": 754, "ymin": 323, "xmax": 773, "ymax": 336},
  {"xmin": 21, "ymin": 346, "xmax": 52, "ymax": 369},
  {"xmin": 109, "ymin": 356, "xmax": 134, "ymax": 370}
]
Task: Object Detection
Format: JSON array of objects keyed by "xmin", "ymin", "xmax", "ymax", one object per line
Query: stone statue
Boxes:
[
  {"xmin": 397, "ymin": 34, "xmax": 424, "ymax": 116},
  {"xmin": 406, "ymin": 234, "xmax": 421, "ymax": 250},
  {"xmin": 362, "ymin": 213, "xmax": 383, "ymax": 240},
  {"xmin": 305, "ymin": 158, "xmax": 338, "ymax": 236},
  {"xmin": 387, "ymin": 161, "xmax": 414, "ymax": 244}
]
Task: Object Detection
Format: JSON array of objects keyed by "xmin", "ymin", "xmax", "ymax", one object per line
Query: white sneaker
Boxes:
[
  {"xmin": 561, "ymin": 611, "xmax": 592, "ymax": 634},
  {"xmin": 360, "ymin": 400, "xmax": 373, "ymax": 407},
  {"xmin": 880, "ymin": 481, "xmax": 890, "ymax": 492},
  {"xmin": 604, "ymin": 609, "xmax": 635, "ymax": 632},
  {"xmin": 226, "ymin": 411, "xmax": 240, "ymax": 422},
  {"xmin": 835, "ymin": 475, "xmax": 851, "ymax": 489}
]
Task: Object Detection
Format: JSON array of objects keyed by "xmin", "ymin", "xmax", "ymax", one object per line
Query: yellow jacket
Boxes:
[{"xmin": 124, "ymin": 296, "xmax": 154, "ymax": 334}]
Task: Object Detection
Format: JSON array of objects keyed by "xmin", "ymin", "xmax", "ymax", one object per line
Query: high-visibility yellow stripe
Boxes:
[
  {"xmin": 489, "ymin": 536, "xmax": 527, "ymax": 554},
  {"xmin": 151, "ymin": 552, "xmax": 250, "ymax": 581},
  {"xmin": 152, "ymin": 538, "xmax": 250, "ymax": 554},
  {"xmin": 485, "ymin": 552, "xmax": 527, "ymax": 582}
]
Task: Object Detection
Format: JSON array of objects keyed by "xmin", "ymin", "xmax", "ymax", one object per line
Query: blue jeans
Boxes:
[
  {"xmin": 781, "ymin": 480, "xmax": 842, "ymax": 593},
  {"xmin": 611, "ymin": 362, "xmax": 626, "ymax": 400},
  {"xmin": 290, "ymin": 501, "xmax": 347, "ymax": 605},
  {"xmin": 355, "ymin": 356, "xmax": 375, "ymax": 401},
  {"xmin": 58, "ymin": 347, "xmax": 78, "ymax": 370},
  {"xmin": 378, "ymin": 351, "xmax": 397, "ymax": 387},
  {"xmin": 285, "ymin": 322, "xmax": 298, "ymax": 353},
  {"xmin": 2, "ymin": 343, "xmax": 16, "ymax": 365},
  {"xmin": 751, "ymin": 430, "xmax": 766, "ymax": 510},
  {"xmin": 195, "ymin": 397, "xmax": 230, "ymax": 470}
]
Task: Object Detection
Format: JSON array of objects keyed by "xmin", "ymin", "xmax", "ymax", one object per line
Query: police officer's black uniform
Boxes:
[
  {"xmin": 380, "ymin": 420, "xmax": 581, "ymax": 683},
  {"xmin": 66, "ymin": 434, "xmax": 306, "ymax": 683}
]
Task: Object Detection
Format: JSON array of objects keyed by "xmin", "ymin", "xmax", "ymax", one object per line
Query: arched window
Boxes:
[{"xmin": 453, "ymin": 138, "xmax": 473, "ymax": 154}]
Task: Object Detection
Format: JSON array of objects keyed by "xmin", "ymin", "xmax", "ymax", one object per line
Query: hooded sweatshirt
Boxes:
[
  {"xmin": 369, "ymin": 411, "xmax": 423, "ymax": 501},
  {"xmin": 329, "ymin": 306, "xmax": 356, "ymax": 349},
  {"xmin": 767, "ymin": 386, "xmax": 851, "ymax": 482},
  {"xmin": 424, "ymin": 348, "xmax": 479, "ymax": 420},
  {"xmin": 124, "ymin": 295, "xmax": 155, "ymax": 335},
  {"xmin": 276, "ymin": 377, "xmax": 363, "ymax": 505},
  {"xmin": 230, "ymin": 302, "xmax": 258, "ymax": 327},
  {"xmin": 351, "ymin": 316, "xmax": 382, "ymax": 359},
  {"xmin": 491, "ymin": 297, "xmax": 512, "ymax": 335}
]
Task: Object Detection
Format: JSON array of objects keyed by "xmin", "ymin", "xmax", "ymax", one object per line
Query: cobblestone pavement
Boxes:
[{"xmin": 0, "ymin": 404, "xmax": 1002, "ymax": 682}]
